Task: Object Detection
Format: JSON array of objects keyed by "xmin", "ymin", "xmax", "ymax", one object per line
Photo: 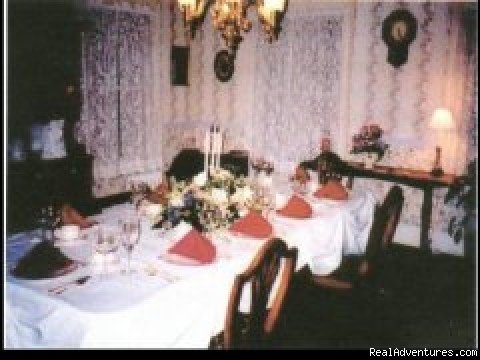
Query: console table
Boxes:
[{"xmin": 341, "ymin": 162, "xmax": 457, "ymax": 253}]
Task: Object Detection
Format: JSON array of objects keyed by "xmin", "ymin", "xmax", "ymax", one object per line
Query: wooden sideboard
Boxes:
[
  {"xmin": 7, "ymin": 154, "xmax": 94, "ymax": 233},
  {"xmin": 341, "ymin": 162, "xmax": 457, "ymax": 253}
]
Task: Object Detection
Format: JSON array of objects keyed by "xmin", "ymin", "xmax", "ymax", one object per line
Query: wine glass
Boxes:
[
  {"xmin": 121, "ymin": 217, "xmax": 141, "ymax": 276},
  {"xmin": 95, "ymin": 225, "xmax": 120, "ymax": 277}
]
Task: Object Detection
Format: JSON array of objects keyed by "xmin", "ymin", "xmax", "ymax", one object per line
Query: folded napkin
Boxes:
[
  {"xmin": 146, "ymin": 182, "xmax": 169, "ymax": 205},
  {"xmin": 168, "ymin": 224, "xmax": 216, "ymax": 264},
  {"xmin": 229, "ymin": 211, "xmax": 273, "ymax": 239},
  {"xmin": 12, "ymin": 241, "xmax": 76, "ymax": 279},
  {"xmin": 277, "ymin": 194, "xmax": 313, "ymax": 219},
  {"xmin": 61, "ymin": 204, "xmax": 95, "ymax": 229},
  {"xmin": 314, "ymin": 179, "xmax": 349, "ymax": 201}
]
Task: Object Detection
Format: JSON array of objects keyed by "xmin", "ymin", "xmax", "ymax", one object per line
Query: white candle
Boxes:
[
  {"xmin": 212, "ymin": 126, "xmax": 218, "ymax": 170},
  {"xmin": 210, "ymin": 125, "xmax": 215, "ymax": 169},
  {"xmin": 215, "ymin": 126, "xmax": 221, "ymax": 170},
  {"xmin": 218, "ymin": 129, "xmax": 223, "ymax": 169},
  {"xmin": 204, "ymin": 130, "xmax": 210, "ymax": 175}
]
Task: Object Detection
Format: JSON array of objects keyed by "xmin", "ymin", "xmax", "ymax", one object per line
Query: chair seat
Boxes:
[
  {"xmin": 312, "ymin": 185, "xmax": 404, "ymax": 294},
  {"xmin": 312, "ymin": 256, "xmax": 367, "ymax": 290}
]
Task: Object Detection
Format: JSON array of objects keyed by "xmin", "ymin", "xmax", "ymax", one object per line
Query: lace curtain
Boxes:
[
  {"xmin": 252, "ymin": 12, "xmax": 344, "ymax": 169},
  {"xmin": 76, "ymin": 8, "xmax": 154, "ymax": 197}
]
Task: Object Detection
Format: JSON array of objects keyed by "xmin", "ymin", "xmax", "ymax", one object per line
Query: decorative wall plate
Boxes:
[
  {"xmin": 382, "ymin": 9, "xmax": 417, "ymax": 67},
  {"xmin": 214, "ymin": 50, "xmax": 234, "ymax": 82}
]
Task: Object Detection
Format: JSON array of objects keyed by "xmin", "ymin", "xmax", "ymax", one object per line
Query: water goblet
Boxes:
[
  {"xmin": 95, "ymin": 225, "xmax": 120, "ymax": 277},
  {"xmin": 121, "ymin": 217, "xmax": 141, "ymax": 276}
]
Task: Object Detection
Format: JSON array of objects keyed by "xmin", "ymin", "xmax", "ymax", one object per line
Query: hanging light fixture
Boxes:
[{"xmin": 177, "ymin": 0, "xmax": 288, "ymax": 52}]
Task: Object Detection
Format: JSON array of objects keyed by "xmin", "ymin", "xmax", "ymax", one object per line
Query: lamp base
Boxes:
[{"xmin": 430, "ymin": 167, "xmax": 444, "ymax": 177}]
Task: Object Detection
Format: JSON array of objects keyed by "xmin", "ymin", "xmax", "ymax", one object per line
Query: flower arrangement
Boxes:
[
  {"xmin": 351, "ymin": 124, "xmax": 389, "ymax": 160},
  {"xmin": 251, "ymin": 158, "xmax": 274, "ymax": 175},
  {"xmin": 149, "ymin": 169, "xmax": 257, "ymax": 232}
]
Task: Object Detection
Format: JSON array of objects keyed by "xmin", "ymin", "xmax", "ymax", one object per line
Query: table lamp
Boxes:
[{"xmin": 429, "ymin": 108, "xmax": 454, "ymax": 177}]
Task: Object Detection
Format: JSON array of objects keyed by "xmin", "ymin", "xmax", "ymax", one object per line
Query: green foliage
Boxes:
[{"xmin": 444, "ymin": 159, "xmax": 476, "ymax": 244}]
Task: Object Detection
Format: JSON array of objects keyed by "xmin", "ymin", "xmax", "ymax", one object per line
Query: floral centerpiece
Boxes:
[
  {"xmin": 148, "ymin": 168, "xmax": 260, "ymax": 232},
  {"xmin": 351, "ymin": 124, "xmax": 389, "ymax": 163}
]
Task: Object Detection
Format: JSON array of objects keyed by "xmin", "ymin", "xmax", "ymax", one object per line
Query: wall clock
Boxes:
[
  {"xmin": 214, "ymin": 50, "xmax": 234, "ymax": 82},
  {"xmin": 382, "ymin": 9, "xmax": 417, "ymax": 68}
]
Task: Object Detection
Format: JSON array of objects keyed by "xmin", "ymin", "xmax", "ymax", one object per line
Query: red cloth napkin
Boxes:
[
  {"xmin": 61, "ymin": 204, "xmax": 96, "ymax": 229},
  {"xmin": 229, "ymin": 211, "xmax": 273, "ymax": 239},
  {"xmin": 314, "ymin": 179, "xmax": 349, "ymax": 201},
  {"xmin": 277, "ymin": 194, "xmax": 312, "ymax": 219},
  {"xmin": 168, "ymin": 228, "xmax": 216, "ymax": 264}
]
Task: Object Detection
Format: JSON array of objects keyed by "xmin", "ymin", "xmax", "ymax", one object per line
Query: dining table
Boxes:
[{"xmin": 5, "ymin": 188, "xmax": 376, "ymax": 349}]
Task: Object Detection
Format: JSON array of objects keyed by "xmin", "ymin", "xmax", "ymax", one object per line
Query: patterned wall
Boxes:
[
  {"xmin": 343, "ymin": 1, "xmax": 476, "ymax": 251},
  {"xmin": 79, "ymin": 0, "xmax": 477, "ymax": 253},
  {"xmin": 155, "ymin": 1, "xmax": 353, "ymax": 172}
]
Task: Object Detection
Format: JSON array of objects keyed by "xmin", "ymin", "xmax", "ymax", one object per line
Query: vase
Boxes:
[{"xmin": 364, "ymin": 154, "xmax": 376, "ymax": 169}]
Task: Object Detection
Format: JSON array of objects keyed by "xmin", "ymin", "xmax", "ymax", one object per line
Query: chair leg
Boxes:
[{"xmin": 311, "ymin": 275, "xmax": 353, "ymax": 290}]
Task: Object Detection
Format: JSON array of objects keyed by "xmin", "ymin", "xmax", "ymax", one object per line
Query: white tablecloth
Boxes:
[{"xmin": 5, "ymin": 189, "xmax": 375, "ymax": 349}]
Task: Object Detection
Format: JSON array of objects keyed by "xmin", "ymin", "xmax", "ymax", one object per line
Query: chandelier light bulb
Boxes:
[{"xmin": 177, "ymin": 0, "xmax": 287, "ymax": 51}]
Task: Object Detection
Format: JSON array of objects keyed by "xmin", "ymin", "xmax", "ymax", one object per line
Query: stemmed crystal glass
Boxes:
[
  {"xmin": 95, "ymin": 225, "xmax": 120, "ymax": 278},
  {"xmin": 121, "ymin": 217, "xmax": 141, "ymax": 276}
]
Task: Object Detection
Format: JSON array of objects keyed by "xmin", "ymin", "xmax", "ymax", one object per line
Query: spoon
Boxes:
[{"xmin": 48, "ymin": 275, "xmax": 91, "ymax": 294}]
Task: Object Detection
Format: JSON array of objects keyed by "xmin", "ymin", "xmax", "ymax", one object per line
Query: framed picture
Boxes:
[{"xmin": 171, "ymin": 46, "xmax": 189, "ymax": 86}]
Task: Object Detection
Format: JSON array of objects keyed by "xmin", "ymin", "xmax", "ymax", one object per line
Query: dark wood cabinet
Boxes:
[
  {"xmin": 8, "ymin": 0, "xmax": 82, "ymax": 151},
  {"xmin": 7, "ymin": 155, "xmax": 94, "ymax": 233}
]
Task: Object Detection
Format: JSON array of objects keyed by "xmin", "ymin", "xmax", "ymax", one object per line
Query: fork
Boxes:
[{"xmin": 48, "ymin": 275, "xmax": 91, "ymax": 295}]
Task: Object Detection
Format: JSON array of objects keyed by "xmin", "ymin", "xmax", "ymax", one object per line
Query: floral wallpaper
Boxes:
[{"xmin": 77, "ymin": 1, "xmax": 477, "ymax": 254}]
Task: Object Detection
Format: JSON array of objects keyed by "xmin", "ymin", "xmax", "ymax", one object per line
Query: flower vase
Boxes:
[{"xmin": 364, "ymin": 154, "xmax": 376, "ymax": 169}]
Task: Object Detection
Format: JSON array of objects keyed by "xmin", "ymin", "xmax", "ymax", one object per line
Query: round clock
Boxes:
[
  {"xmin": 382, "ymin": 9, "xmax": 417, "ymax": 67},
  {"xmin": 214, "ymin": 50, "xmax": 235, "ymax": 82}
]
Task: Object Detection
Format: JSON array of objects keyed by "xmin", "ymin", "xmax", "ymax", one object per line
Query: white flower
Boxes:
[
  {"xmin": 211, "ymin": 168, "xmax": 233, "ymax": 181},
  {"xmin": 193, "ymin": 171, "xmax": 207, "ymax": 187},
  {"xmin": 169, "ymin": 194, "xmax": 184, "ymax": 207},
  {"xmin": 238, "ymin": 208, "xmax": 248, "ymax": 217},
  {"xmin": 257, "ymin": 172, "xmax": 273, "ymax": 188},
  {"xmin": 211, "ymin": 188, "xmax": 228, "ymax": 205},
  {"xmin": 145, "ymin": 203, "xmax": 164, "ymax": 220},
  {"xmin": 231, "ymin": 186, "xmax": 254, "ymax": 205}
]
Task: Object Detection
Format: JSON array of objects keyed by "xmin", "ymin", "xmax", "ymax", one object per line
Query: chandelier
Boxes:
[{"xmin": 177, "ymin": 0, "xmax": 288, "ymax": 52}]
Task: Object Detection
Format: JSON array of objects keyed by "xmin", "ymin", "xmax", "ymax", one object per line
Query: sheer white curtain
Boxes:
[
  {"xmin": 252, "ymin": 4, "xmax": 350, "ymax": 171},
  {"xmin": 76, "ymin": 7, "xmax": 157, "ymax": 197},
  {"xmin": 441, "ymin": 6, "xmax": 477, "ymax": 175}
]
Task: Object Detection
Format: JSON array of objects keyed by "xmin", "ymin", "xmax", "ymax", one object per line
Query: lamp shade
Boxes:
[
  {"xmin": 264, "ymin": 0, "xmax": 286, "ymax": 12},
  {"xmin": 430, "ymin": 108, "xmax": 454, "ymax": 130}
]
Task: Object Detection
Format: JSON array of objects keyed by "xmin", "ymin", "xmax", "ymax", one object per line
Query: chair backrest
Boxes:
[
  {"xmin": 223, "ymin": 238, "xmax": 298, "ymax": 349},
  {"xmin": 363, "ymin": 185, "xmax": 404, "ymax": 272},
  {"xmin": 316, "ymin": 151, "xmax": 346, "ymax": 184},
  {"xmin": 166, "ymin": 148, "xmax": 249, "ymax": 181}
]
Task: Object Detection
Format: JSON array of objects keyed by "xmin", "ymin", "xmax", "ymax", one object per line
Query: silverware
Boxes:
[{"xmin": 48, "ymin": 275, "xmax": 91, "ymax": 294}]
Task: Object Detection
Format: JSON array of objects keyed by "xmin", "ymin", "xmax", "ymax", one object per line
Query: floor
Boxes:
[{"xmin": 273, "ymin": 245, "xmax": 477, "ymax": 349}]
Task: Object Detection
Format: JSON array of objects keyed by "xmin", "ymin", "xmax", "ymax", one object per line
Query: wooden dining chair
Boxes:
[
  {"xmin": 312, "ymin": 185, "xmax": 405, "ymax": 291},
  {"xmin": 210, "ymin": 238, "xmax": 298, "ymax": 349},
  {"xmin": 300, "ymin": 151, "xmax": 346, "ymax": 184}
]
